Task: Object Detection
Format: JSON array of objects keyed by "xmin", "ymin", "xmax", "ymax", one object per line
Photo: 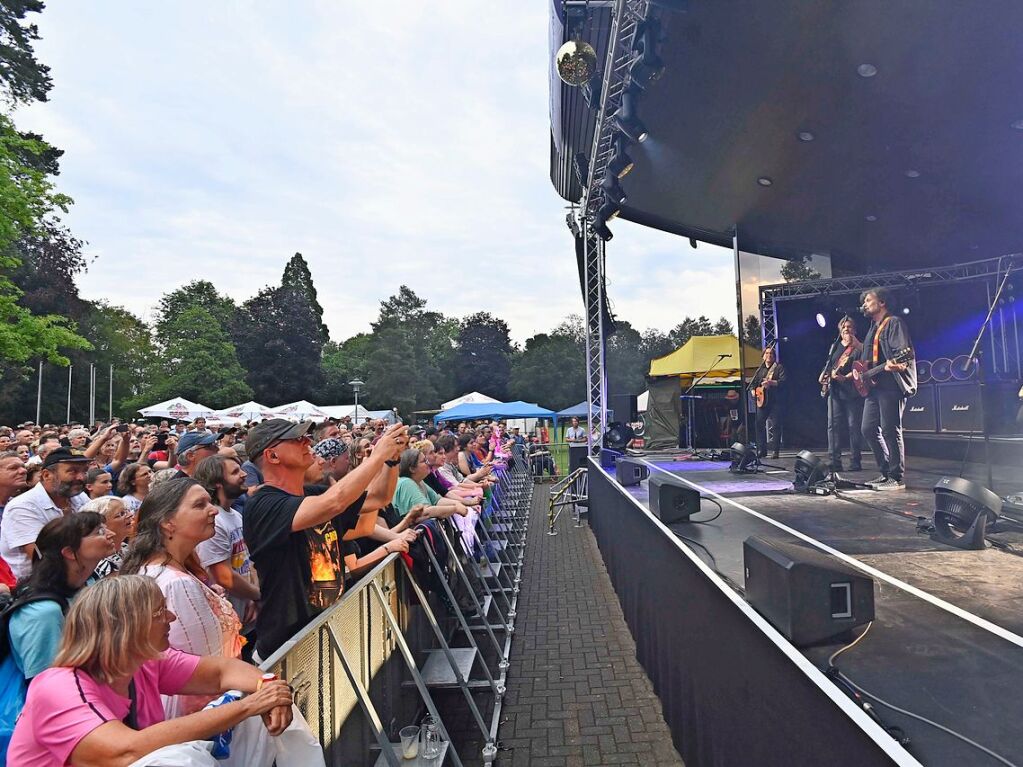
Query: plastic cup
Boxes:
[{"xmin": 400, "ymin": 726, "xmax": 420, "ymax": 759}]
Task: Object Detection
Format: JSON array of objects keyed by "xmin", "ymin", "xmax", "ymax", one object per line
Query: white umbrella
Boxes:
[
  {"xmin": 216, "ymin": 400, "xmax": 277, "ymax": 422},
  {"xmin": 441, "ymin": 391, "xmax": 501, "ymax": 410},
  {"xmin": 320, "ymin": 404, "xmax": 376, "ymax": 422},
  {"xmin": 272, "ymin": 400, "xmax": 330, "ymax": 423},
  {"xmin": 138, "ymin": 397, "xmax": 215, "ymax": 421}
]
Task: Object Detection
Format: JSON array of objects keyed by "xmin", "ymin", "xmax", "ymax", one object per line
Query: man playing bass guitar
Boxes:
[
  {"xmin": 751, "ymin": 346, "xmax": 786, "ymax": 459},
  {"xmin": 820, "ymin": 316, "xmax": 864, "ymax": 473},
  {"xmin": 854, "ymin": 289, "xmax": 917, "ymax": 490}
]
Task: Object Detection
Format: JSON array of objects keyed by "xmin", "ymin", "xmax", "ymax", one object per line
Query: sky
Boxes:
[{"xmin": 18, "ymin": 1, "xmax": 737, "ymax": 344}]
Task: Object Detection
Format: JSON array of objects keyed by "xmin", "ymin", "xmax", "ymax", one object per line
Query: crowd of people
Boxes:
[{"xmin": 0, "ymin": 413, "xmax": 538, "ymax": 765}]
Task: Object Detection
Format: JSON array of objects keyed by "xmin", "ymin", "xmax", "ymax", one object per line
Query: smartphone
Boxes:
[{"xmin": 115, "ymin": 424, "xmax": 130, "ymax": 433}]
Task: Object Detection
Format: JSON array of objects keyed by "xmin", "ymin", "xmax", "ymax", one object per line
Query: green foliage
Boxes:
[
  {"xmin": 146, "ymin": 305, "xmax": 251, "ymax": 408},
  {"xmin": 281, "ymin": 252, "xmax": 328, "ymax": 344},
  {"xmin": 509, "ymin": 332, "xmax": 585, "ymax": 412},
  {"xmin": 606, "ymin": 320, "xmax": 645, "ymax": 398},
  {"xmin": 454, "ymin": 311, "xmax": 514, "ymax": 400},
  {"xmin": 781, "ymin": 255, "xmax": 822, "ymax": 283},
  {"xmin": 155, "ymin": 280, "xmax": 236, "ymax": 345},
  {"xmin": 0, "ymin": 0, "xmax": 51, "ymax": 106},
  {"xmin": 365, "ymin": 326, "xmax": 417, "ymax": 416},
  {"xmin": 742, "ymin": 314, "xmax": 762, "ymax": 348}
]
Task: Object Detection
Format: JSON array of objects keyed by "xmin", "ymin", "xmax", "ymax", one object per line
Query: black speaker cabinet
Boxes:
[
  {"xmin": 649, "ymin": 474, "xmax": 702, "ymax": 523},
  {"xmin": 743, "ymin": 536, "xmax": 875, "ymax": 647},
  {"xmin": 609, "ymin": 393, "xmax": 639, "ymax": 423},
  {"xmin": 903, "ymin": 384, "xmax": 937, "ymax": 433},
  {"xmin": 568, "ymin": 444, "xmax": 589, "ymax": 471},
  {"xmin": 937, "ymin": 382, "xmax": 982, "ymax": 433},
  {"xmin": 615, "ymin": 457, "xmax": 649, "ymax": 486}
]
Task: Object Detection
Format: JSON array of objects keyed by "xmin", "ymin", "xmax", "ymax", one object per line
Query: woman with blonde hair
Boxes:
[
  {"xmin": 81, "ymin": 495, "xmax": 136, "ymax": 579},
  {"xmin": 8, "ymin": 575, "xmax": 293, "ymax": 766}
]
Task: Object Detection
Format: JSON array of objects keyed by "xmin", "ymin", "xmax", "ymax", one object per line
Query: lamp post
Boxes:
[{"xmin": 349, "ymin": 379, "xmax": 365, "ymax": 423}]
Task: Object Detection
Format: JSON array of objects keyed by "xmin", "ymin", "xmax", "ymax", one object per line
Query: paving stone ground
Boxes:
[{"xmin": 494, "ymin": 483, "xmax": 685, "ymax": 767}]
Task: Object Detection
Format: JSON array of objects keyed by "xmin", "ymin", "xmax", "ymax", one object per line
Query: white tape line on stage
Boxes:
[{"xmin": 638, "ymin": 459, "xmax": 1023, "ymax": 650}]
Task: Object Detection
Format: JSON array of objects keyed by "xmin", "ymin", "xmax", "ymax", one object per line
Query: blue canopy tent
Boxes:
[
  {"xmin": 433, "ymin": 400, "xmax": 556, "ymax": 423},
  {"xmin": 556, "ymin": 401, "xmax": 615, "ymax": 420}
]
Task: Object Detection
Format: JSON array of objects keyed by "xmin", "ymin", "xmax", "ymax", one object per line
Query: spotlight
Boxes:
[
  {"xmin": 629, "ymin": 21, "xmax": 665, "ymax": 89},
  {"xmin": 598, "ymin": 199, "xmax": 622, "ymax": 222},
  {"xmin": 815, "ymin": 312, "xmax": 827, "ymax": 328},
  {"xmin": 607, "ymin": 135, "xmax": 635, "ymax": 178},
  {"xmin": 600, "ymin": 173, "xmax": 627, "ymax": 206},
  {"xmin": 592, "ymin": 218, "xmax": 613, "ymax": 241},
  {"xmin": 573, "ymin": 152, "xmax": 589, "ymax": 187},
  {"xmin": 604, "ymin": 422, "xmax": 635, "ymax": 451},
  {"xmin": 931, "ymin": 477, "xmax": 1001, "ymax": 550},
  {"xmin": 902, "ymin": 307, "xmax": 910, "ymax": 315},
  {"xmin": 729, "ymin": 442, "xmax": 758, "ymax": 474},
  {"xmin": 614, "ymin": 90, "xmax": 648, "ymax": 143},
  {"xmin": 794, "ymin": 450, "xmax": 828, "ymax": 490}
]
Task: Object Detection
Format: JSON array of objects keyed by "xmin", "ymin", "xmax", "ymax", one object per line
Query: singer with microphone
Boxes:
[
  {"xmin": 854, "ymin": 289, "xmax": 916, "ymax": 490},
  {"xmin": 820, "ymin": 316, "xmax": 864, "ymax": 473},
  {"xmin": 750, "ymin": 346, "xmax": 786, "ymax": 459}
]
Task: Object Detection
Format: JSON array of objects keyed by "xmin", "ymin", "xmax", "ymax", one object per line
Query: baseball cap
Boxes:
[
  {"xmin": 245, "ymin": 419, "xmax": 315, "ymax": 461},
  {"xmin": 41, "ymin": 447, "xmax": 90, "ymax": 469},
  {"xmin": 176, "ymin": 431, "xmax": 217, "ymax": 453}
]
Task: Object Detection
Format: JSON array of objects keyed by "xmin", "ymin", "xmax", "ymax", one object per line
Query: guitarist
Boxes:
[
  {"xmin": 855, "ymin": 289, "xmax": 917, "ymax": 490},
  {"xmin": 751, "ymin": 346, "xmax": 786, "ymax": 459},
  {"xmin": 821, "ymin": 316, "xmax": 864, "ymax": 473}
]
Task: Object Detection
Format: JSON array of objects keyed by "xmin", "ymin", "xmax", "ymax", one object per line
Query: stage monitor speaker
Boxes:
[
  {"xmin": 649, "ymin": 473, "xmax": 702, "ymax": 523},
  {"xmin": 903, "ymin": 384, "xmax": 937, "ymax": 433},
  {"xmin": 743, "ymin": 535, "xmax": 875, "ymax": 647},
  {"xmin": 568, "ymin": 444, "xmax": 589, "ymax": 471},
  {"xmin": 937, "ymin": 382, "xmax": 982, "ymax": 433},
  {"xmin": 615, "ymin": 457, "xmax": 649, "ymax": 486},
  {"xmin": 609, "ymin": 393, "xmax": 639, "ymax": 423}
]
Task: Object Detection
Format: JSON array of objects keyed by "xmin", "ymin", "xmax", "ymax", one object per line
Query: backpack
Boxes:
[{"xmin": 0, "ymin": 590, "xmax": 70, "ymax": 664}]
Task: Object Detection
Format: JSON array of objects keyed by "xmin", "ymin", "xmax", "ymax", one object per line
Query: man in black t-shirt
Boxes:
[
  {"xmin": 243, "ymin": 418, "xmax": 408, "ymax": 660},
  {"xmin": 750, "ymin": 347, "xmax": 786, "ymax": 458},
  {"xmin": 855, "ymin": 289, "xmax": 916, "ymax": 490},
  {"xmin": 820, "ymin": 316, "xmax": 864, "ymax": 472}
]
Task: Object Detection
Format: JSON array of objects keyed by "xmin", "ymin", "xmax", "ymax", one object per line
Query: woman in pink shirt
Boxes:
[{"xmin": 8, "ymin": 575, "xmax": 293, "ymax": 767}]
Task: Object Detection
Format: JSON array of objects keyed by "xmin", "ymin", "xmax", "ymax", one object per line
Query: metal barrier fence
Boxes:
[{"xmin": 259, "ymin": 459, "xmax": 533, "ymax": 766}]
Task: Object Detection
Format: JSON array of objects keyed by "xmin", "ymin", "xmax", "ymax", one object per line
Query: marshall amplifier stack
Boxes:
[{"xmin": 906, "ymin": 356, "xmax": 1017, "ymax": 434}]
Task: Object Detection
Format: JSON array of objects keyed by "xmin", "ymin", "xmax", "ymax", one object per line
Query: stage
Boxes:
[{"xmin": 588, "ymin": 450, "xmax": 1023, "ymax": 767}]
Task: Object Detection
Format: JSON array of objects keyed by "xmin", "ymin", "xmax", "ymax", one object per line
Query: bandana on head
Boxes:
[{"xmin": 313, "ymin": 438, "xmax": 345, "ymax": 460}]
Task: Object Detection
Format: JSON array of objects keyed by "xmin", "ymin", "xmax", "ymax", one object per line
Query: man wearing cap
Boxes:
[
  {"xmin": 0, "ymin": 448, "xmax": 90, "ymax": 580},
  {"xmin": 243, "ymin": 418, "xmax": 408, "ymax": 660},
  {"xmin": 172, "ymin": 431, "xmax": 220, "ymax": 479}
]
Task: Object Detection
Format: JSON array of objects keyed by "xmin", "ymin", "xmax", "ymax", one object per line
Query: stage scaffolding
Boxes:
[{"xmin": 573, "ymin": 0, "xmax": 647, "ymax": 456}]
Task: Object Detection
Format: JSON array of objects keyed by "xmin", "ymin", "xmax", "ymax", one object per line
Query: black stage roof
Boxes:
[{"xmin": 551, "ymin": 1, "xmax": 1023, "ymax": 273}]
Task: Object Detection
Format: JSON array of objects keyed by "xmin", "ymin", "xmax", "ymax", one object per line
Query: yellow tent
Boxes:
[{"xmin": 648, "ymin": 334, "xmax": 763, "ymax": 381}]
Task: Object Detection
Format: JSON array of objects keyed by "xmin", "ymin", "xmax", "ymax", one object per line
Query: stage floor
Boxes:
[{"xmin": 612, "ymin": 452, "xmax": 1023, "ymax": 766}]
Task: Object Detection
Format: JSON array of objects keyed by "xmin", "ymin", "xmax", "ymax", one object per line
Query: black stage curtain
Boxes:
[
  {"xmin": 588, "ymin": 465, "xmax": 901, "ymax": 767},
  {"xmin": 644, "ymin": 376, "xmax": 681, "ymax": 450}
]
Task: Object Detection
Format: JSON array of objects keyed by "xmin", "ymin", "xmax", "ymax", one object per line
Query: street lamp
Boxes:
[{"xmin": 349, "ymin": 379, "xmax": 365, "ymax": 422}]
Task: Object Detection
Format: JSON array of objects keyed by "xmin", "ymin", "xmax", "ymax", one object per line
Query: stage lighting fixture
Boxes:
[
  {"xmin": 614, "ymin": 90, "xmax": 648, "ymax": 143},
  {"xmin": 604, "ymin": 421, "xmax": 635, "ymax": 451},
  {"xmin": 573, "ymin": 152, "xmax": 589, "ymax": 187},
  {"xmin": 815, "ymin": 312, "xmax": 827, "ymax": 328},
  {"xmin": 793, "ymin": 450, "xmax": 828, "ymax": 490},
  {"xmin": 729, "ymin": 442, "xmax": 758, "ymax": 474},
  {"xmin": 598, "ymin": 199, "xmax": 622, "ymax": 222},
  {"xmin": 592, "ymin": 218, "xmax": 613, "ymax": 241},
  {"xmin": 600, "ymin": 174, "xmax": 627, "ymax": 205},
  {"xmin": 629, "ymin": 22, "xmax": 665, "ymax": 89},
  {"xmin": 608, "ymin": 135, "xmax": 635, "ymax": 178},
  {"xmin": 932, "ymin": 476, "xmax": 1002, "ymax": 550}
]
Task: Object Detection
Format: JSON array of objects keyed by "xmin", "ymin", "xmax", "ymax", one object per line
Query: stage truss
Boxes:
[{"xmin": 573, "ymin": 0, "xmax": 648, "ymax": 456}]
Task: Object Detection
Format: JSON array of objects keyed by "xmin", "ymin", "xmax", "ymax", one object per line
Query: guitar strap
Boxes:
[{"xmin": 871, "ymin": 316, "xmax": 893, "ymax": 365}]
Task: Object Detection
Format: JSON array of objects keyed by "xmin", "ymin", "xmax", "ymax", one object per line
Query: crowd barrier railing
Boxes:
[{"xmin": 258, "ymin": 457, "xmax": 534, "ymax": 766}]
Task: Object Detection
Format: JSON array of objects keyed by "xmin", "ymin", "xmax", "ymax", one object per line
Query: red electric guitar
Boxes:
[{"xmin": 851, "ymin": 348, "xmax": 914, "ymax": 397}]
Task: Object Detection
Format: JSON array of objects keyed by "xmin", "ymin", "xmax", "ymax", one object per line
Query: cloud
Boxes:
[{"xmin": 17, "ymin": 1, "xmax": 736, "ymax": 343}]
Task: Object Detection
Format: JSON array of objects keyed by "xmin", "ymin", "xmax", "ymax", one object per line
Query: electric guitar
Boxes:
[
  {"xmin": 851, "ymin": 348, "xmax": 914, "ymax": 398},
  {"xmin": 820, "ymin": 344, "xmax": 858, "ymax": 398},
  {"xmin": 754, "ymin": 365, "xmax": 775, "ymax": 408}
]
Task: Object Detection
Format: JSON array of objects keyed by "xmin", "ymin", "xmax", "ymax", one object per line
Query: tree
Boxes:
[
  {"xmin": 281, "ymin": 252, "xmax": 327, "ymax": 344},
  {"xmin": 605, "ymin": 320, "xmax": 646, "ymax": 399},
  {"xmin": 781, "ymin": 255, "xmax": 822, "ymax": 283},
  {"xmin": 639, "ymin": 328, "xmax": 673, "ymax": 364},
  {"xmin": 742, "ymin": 314, "xmax": 762, "ymax": 348},
  {"xmin": 0, "ymin": 0, "xmax": 52, "ymax": 106},
  {"xmin": 146, "ymin": 306, "xmax": 251, "ymax": 408},
  {"xmin": 155, "ymin": 281, "xmax": 236, "ymax": 344},
  {"xmin": 667, "ymin": 316, "xmax": 715, "ymax": 349},
  {"xmin": 713, "ymin": 316, "xmax": 734, "ymax": 335},
  {"xmin": 318, "ymin": 333, "xmax": 372, "ymax": 404},
  {"xmin": 454, "ymin": 312, "xmax": 514, "ymax": 400},
  {"xmin": 509, "ymin": 332, "xmax": 585, "ymax": 411},
  {"xmin": 364, "ymin": 327, "xmax": 417, "ymax": 416}
]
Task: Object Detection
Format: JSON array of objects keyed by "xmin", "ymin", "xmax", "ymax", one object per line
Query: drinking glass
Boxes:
[
  {"xmin": 399, "ymin": 725, "xmax": 420, "ymax": 759},
  {"xmin": 421, "ymin": 715, "xmax": 442, "ymax": 760}
]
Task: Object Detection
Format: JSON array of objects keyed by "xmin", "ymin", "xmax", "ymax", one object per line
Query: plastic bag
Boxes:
[
  {"xmin": 217, "ymin": 706, "xmax": 323, "ymax": 767},
  {"xmin": 272, "ymin": 706, "xmax": 325, "ymax": 767},
  {"xmin": 126, "ymin": 740, "xmax": 219, "ymax": 767},
  {"xmin": 0, "ymin": 653, "xmax": 27, "ymax": 763}
]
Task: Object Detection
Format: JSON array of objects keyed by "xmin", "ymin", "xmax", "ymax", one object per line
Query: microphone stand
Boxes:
[
  {"xmin": 959, "ymin": 262, "xmax": 1014, "ymax": 489},
  {"xmin": 683, "ymin": 353, "xmax": 732, "ymax": 457}
]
